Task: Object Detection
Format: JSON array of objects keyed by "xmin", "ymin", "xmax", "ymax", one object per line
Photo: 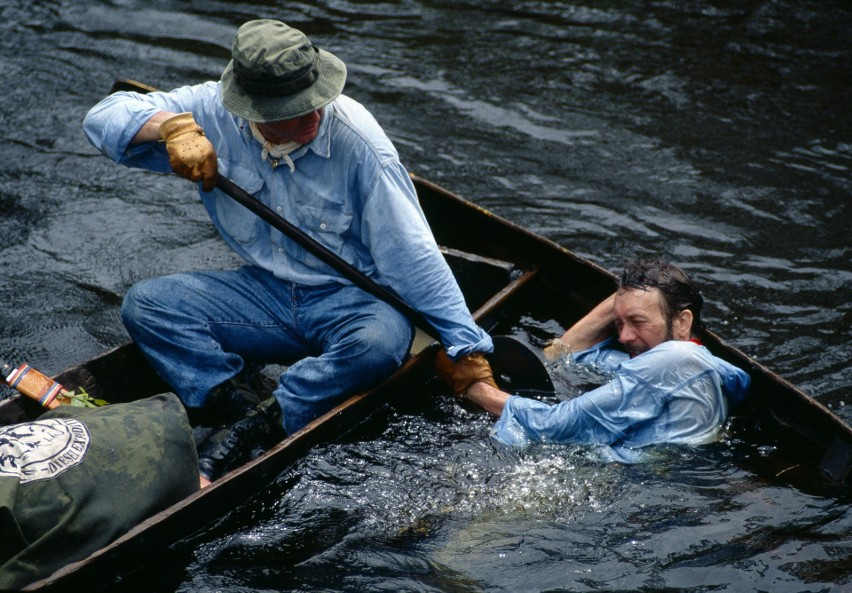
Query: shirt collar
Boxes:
[{"xmin": 306, "ymin": 103, "xmax": 333, "ymax": 158}]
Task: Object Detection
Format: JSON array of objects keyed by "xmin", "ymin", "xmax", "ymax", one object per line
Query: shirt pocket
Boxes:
[
  {"xmin": 294, "ymin": 192, "xmax": 354, "ymax": 252},
  {"xmin": 208, "ymin": 164, "xmax": 265, "ymax": 247}
]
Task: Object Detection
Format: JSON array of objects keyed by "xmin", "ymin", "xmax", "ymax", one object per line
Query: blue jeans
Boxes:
[{"xmin": 121, "ymin": 265, "xmax": 413, "ymax": 434}]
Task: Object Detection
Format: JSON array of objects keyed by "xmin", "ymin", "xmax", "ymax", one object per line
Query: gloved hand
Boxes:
[
  {"xmin": 159, "ymin": 112, "xmax": 218, "ymax": 192},
  {"xmin": 435, "ymin": 350, "xmax": 499, "ymax": 396}
]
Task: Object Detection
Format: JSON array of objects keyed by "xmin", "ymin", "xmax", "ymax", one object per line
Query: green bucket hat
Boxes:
[{"xmin": 221, "ymin": 20, "xmax": 347, "ymax": 122}]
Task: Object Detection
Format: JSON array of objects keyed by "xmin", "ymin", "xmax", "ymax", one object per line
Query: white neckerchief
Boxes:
[{"xmin": 249, "ymin": 122, "xmax": 301, "ymax": 172}]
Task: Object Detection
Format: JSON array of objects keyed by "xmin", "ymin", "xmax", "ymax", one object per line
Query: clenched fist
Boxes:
[
  {"xmin": 159, "ymin": 112, "xmax": 218, "ymax": 192},
  {"xmin": 435, "ymin": 350, "xmax": 498, "ymax": 396}
]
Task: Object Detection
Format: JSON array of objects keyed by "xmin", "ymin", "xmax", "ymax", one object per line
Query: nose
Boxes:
[{"xmin": 618, "ymin": 325, "xmax": 636, "ymax": 346}]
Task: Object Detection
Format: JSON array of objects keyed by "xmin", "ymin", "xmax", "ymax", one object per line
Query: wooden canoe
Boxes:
[{"xmin": 3, "ymin": 173, "xmax": 850, "ymax": 592}]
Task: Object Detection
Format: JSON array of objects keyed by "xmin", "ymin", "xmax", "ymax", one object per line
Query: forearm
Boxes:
[
  {"xmin": 84, "ymin": 84, "xmax": 214, "ymax": 165},
  {"xmin": 553, "ymin": 293, "xmax": 617, "ymax": 353},
  {"xmin": 83, "ymin": 91, "xmax": 173, "ymax": 165},
  {"xmin": 130, "ymin": 111, "xmax": 179, "ymax": 144},
  {"xmin": 463, "ymin": 381, "xmax": 510, "ymax": 416}
]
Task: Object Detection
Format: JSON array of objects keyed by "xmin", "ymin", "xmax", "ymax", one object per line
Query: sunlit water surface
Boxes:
[{"xmin": 1, "ymin": 1, "xmax": 850, "ymax": 591}]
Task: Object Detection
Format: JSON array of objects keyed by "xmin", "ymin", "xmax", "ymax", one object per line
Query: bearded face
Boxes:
[{"xmin": 613, "ymin": 287, "xmax": 692, "ymax": 357}]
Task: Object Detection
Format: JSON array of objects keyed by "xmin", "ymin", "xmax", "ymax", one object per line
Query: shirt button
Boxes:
[
  {"xmin": 278, "ymin": 247, "xmax": 284, "ymax": 253},
  {"xmin": 320, "ymin": 222, "xmax": 327, "ymax": 230},
  {"xmin": 276, "ymin": 206, "xmax": 282, "ymax": 212}
]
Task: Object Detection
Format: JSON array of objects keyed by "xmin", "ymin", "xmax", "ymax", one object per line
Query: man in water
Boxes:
[
  {"xmin": 84, "ymin": 19, "xmax": 495, "ymax": 481},
  {"xmin": 437, "ymin": 260, "xmax": 749, "ymax": 459}
]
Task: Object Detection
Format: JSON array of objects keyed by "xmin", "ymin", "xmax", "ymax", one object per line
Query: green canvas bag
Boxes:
[{"xmin": 0, "ymin": 393, "xmax": 199, "ymax": 590}]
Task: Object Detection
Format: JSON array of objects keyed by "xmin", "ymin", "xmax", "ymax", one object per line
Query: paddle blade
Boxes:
[{"xmin": 487, "ymin": 335, "xmax": 554, "ymax": 394}]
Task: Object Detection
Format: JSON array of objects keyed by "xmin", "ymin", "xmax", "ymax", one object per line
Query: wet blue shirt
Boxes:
[
  {"xmin": 83, "ymin": 83, "xmax": 491, "ymax": 358},
  {"xmin": 492, "ymin": 338, "xmax": 750, "ymax": 459}
]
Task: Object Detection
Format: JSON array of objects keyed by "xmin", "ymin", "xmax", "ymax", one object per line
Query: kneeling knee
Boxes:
[
  {"xmin": 121, "ymin": 277, "xmax": 178, "ymax": 332},
  {"xmin": 360, "ymin": 323, "xmax": 412, "ymax": 369},
  {"xmin": 121, "ymin": 282, "xmax": 148, "ymax": 330}
]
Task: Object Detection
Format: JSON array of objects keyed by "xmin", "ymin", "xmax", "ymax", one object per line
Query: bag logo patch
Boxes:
[{"xmin": 0, "ymin": 419, "xmax": 91, "ymax": 483}]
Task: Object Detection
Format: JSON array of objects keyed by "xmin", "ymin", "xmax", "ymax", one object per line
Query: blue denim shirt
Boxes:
[
  {"xmin": 83, "ymin": 83, "xmax": 491, "ymax": 358},
  {"xmin": 492, "ymin": 338, "xmax": 750, "ymax": 459}
]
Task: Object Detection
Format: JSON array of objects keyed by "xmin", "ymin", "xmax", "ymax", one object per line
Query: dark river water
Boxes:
[{"xmin": 1, "ymin": 1, "xmax": 850, "ymax": 591}]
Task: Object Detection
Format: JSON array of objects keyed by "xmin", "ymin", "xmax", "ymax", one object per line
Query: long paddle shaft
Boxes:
[
  {"xmin": 111, "ymin": 81, "xmax": 552, "ymax": 393},
  {"xmin": 110, "ymin": 79, "xmax": 436, "ymax": 336},
  {"xmin": 215, "ymin": 176, "xmax": 440, "ymax": 340},
  {"xmin": 214, "ymin": 176, "xmax": 554, "ymax": 393}
]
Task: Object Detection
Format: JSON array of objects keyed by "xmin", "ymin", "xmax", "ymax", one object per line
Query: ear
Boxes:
[{"xmin": 672, "ymin": 309, "xmax": 693, "ymax": 341}]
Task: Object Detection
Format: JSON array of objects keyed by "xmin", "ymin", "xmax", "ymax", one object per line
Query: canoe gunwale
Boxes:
[{"xmin": 24, "ymin": 348, "xmax": 439, "ymax": 591}]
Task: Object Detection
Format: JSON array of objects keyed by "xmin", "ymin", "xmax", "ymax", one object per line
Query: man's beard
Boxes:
[{"xmin": 627, "ymin": 323, "xmax": 674, "ymax": 357}]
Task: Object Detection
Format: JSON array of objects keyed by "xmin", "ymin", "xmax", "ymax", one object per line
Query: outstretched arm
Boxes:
[
  {"xmin": 441, "ymin": 293, "xmax": 620, "ymax": 416},
  {"xmin": 463, "ymin": 381, "xmax": 511, "ymax": 416}
]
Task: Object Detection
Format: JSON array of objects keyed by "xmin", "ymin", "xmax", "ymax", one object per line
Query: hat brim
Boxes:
[{"xmin": 221, "ymin": 48, "xmax": 346, "ymax": 122}]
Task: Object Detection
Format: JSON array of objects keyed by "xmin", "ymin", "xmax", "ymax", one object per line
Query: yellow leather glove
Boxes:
[
  {"xmin": 435, "ymin": 350, "xmax": 499, "ymax": 396},
  {"xmin": 159, "ymin": 112, "xmax": 218, "ymax": 192}
]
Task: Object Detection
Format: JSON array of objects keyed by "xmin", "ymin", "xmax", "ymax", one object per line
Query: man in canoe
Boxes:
[
  {"xmin": 437, "ymin": 260, "xmax": 750, "ymax": 460},
  {"xmin": 83, "ymin": 20, "xmax": 496, "ymax": 481}
]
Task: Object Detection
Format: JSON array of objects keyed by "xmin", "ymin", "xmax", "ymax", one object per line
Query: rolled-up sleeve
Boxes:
[
  {"xmin": 83, "ymin": 91, "xmax": 170, "ymax": 169},
  {"xmin": 83, "ymin": 83, "xmax": 220, "ymax": 172}
]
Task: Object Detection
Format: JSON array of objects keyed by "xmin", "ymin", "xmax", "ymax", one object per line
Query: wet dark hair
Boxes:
[{"xmin": 618, "ymin": 259, "xmax": 704, "ymax": 333}]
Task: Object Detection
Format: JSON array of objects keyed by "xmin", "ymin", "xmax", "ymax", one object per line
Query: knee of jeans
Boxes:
[
  {"xmin": 121, "ymin": 278, "xmax": 169, "ymax": 333},
  {"xmin": 360, "ymin": 321, "xmax": 413, "ymax": 370},
  {"xmin": 120, "ymin": 283, "xmax": 144, "ymax": 331}
]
